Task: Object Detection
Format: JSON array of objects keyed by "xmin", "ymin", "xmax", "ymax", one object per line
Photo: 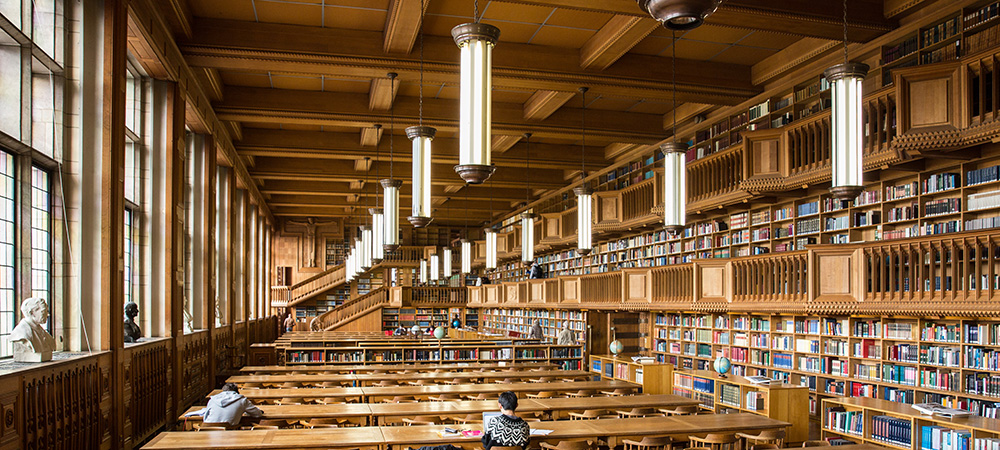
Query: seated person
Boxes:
[
  {"xmin": 202, "ymin": 382, "xmax": 263, "ymax": 426},
  {"xmin": 482, "ymin": 391, "xmax": 530, "ymax": 450}
]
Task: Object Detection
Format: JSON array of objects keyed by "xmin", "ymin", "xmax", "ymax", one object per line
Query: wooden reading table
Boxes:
[
  {"xmin": 241, "ymin": 362, "xmax": 555, "ymax": 374},
  {"xmin": 227, "ymin": 369, "xmax": 593, "ymax": 386},
  {"xmin": 180, "ymin": 394, "xmax": 700, "ymax": 429}
]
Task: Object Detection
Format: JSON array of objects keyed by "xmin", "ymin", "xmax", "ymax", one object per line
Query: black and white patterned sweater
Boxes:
[{"xmin": 481, "ymin": 414, "xmax": 530, "ymax": 450}]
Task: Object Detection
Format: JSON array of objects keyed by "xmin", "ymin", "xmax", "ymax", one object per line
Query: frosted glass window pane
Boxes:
[{"xmin": 0, "ymin": 43, "xmax": 20, "ymax": 140}]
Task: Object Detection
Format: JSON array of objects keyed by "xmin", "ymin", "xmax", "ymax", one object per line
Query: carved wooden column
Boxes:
[
  {"xmin": 165, "ymin": 81, "xmax": 185, "ymax": 424},
  {"xmin": 203, "ymin": 135, "xmax": 218, "ymax": 382},
  {"xmin": 102, "ymin": 0, "xmax": 129, "ymax": 445}
]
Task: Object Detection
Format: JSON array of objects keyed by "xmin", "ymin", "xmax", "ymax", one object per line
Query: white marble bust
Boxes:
[{"xmin": 9, "ymin": 297, "xmax": 54, "ymax": 362}]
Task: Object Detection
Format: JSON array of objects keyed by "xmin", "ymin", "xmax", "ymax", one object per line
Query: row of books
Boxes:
[
  {"xmin": 924, "ymin": 198, "xmax": 962, "ymax": 216},
  {"xmin": 964, "ymin": 2, "xmax": 1000, "ymax": 32},
  {"xmin": 872, "ymin": 414, "xmax": 912, "ymax": 447},
  {"xmin": 924, "ymin": 172, "xmax": 961, "ymax": 193},
  {"xmin": 883, "ymin": 35, "xmax": 919, "ymax": 64},
  {"xmin": 965, "ymin": 23, "xmax": 1000, "ymax": 57},
  {"xmin": 923, "ymin": 17, "xmax": 960, "ymax": 47}
]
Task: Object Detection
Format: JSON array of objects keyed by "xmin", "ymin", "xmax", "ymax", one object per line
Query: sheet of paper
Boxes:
[{"xmin": 530, "ymin": 429, "xmax": 554, "ymax": 436}]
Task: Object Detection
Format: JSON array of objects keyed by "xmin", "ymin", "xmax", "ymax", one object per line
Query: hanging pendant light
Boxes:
[
  {"xmin": 370, "ymin": 128, "xmax": 385, "ymax": 264},
  {"xmin": 346, "ymin": 250, "xmax": 355, "ymax": 282},
  {"xmin": 360, "ymin": 225, "xmax": 372, "ymax": 270},
  {"xmin": 521, "ymin": 133, "xmax": 535, "ymax": 264},
  {"xmin": 430, "ymin": 252, "xmax": 440, "ymax": 282},
  {"xmin": 485, "ymin": 227, "xmax": 497, "ymax": 270},
  {"xmin": 461, "ymin": 239, "xmax": 472, "ymax": 275},
  {"xmin": 443, "ymin": 245, "xmax": 453, "ymax": 278},
  {"xmin": 420, "ymin": 259, "xmax": 428, "ymax": 284},
  {"xmin": 354, "ymin": 236, "xmax": 364, "ymax": 277},
  {"xmin": 825, "ymin": 0, "xmax": 868, "ymax": 201},
  {"xmin": 576, "ymin": 87, "xmax": 593, "ymax": 256},
  {"xmin": 407, "ymin": 31, "xmax": 435, "ymax": 227},
  {"xmin": 637, "ymin": 0, "xmax": 723, "ymax": 30},
  {"xmin": 663, "ymin": 31, "xmax": 689, "ymax": 234},
  {"xmin": 452, "ymin": 2, "xmax": 500, "ymax": 184},
  {"xmin": 382, "ymin": 73, "xmax": 401, "ymax": 253}
]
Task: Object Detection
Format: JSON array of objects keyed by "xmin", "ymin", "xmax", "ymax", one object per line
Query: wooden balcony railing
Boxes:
[
  {"xmin": 787, "ymin": 113, "xmax": 831, "ymax": 176},
  {"xmin": 650, "ymin": 264, "xmax": 693, "ymax": 303},
  {"xmin": 689, "ymin": 146, "xmax": 744, "ymax": 202},
  {"xmin": 621, "ymin": 174, "xmax": 659, "ymax": 223},
  {"xmin": 310, "ymin": 287, "xmax": 389, "ymax": 331},
  {"xmin": 409, "ymin": 286, "xmax": 468, "ymax": 305}
]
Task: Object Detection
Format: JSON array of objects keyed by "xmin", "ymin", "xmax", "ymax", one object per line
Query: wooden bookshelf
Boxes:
[
  {"xmin": 669, "ymin": 369, "xmax": 809, "ymax": 442},
  {"xmin": 480, "ymin": 307, "xmax": 586, "ymax": 343},
  {"xmin": 382, "ymin": 307, "xmax": 450, "ymax": 331},
  {"xmin": 589, "ymin": 355, "xmax": 673, "ymax": 395},
  {"xmin": 822, "ymin": 397, "xmax": 1000, "ymax": 450},
  {"xmin": 282, "ymin": 341, "xmax": 584, "ymax": 368},
  {"xmin": 649, "ymin": 311, "xmax": 1000, "ymax": 422}
]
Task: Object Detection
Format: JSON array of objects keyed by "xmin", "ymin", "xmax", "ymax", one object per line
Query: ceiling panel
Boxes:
[
  {"xmin": 323, "ymin": 5, "xmax": 388, "ymax": 31},
  {"xmin": 737, "ymin": 31, "xmax": 801, "ymax": 49},
  {"xmin": 188, "ymin": 0, "xmax": 256, "ymax": 21},
  {"xmin": 270, "ymin": 74, "xmax": 323, "ymax": 91},
  {"xmin": 676, "ymin": 24, "xmax": 751, "ymax": 44},
  {"xmin": 710, "ymin": 45, "xmax": 778, "ymax": 65},
  {"xmin": 219, "ymin": 70, "xmax": 272, "ymax": 88},
  {"xmin": 323, "ymin": 77, "xmax": 371, "ymax": 93},
  {"xmin": 481, "ymin": 1, "xmax": 554, "ymax": 24},
  {"xmin": 587, "ymin": 96, "xmax": 642, "ymax": 111},
  {"xmin": 543, "ymin": 8, "xmax": 612, "ymax": 30},
  {"xmin": 667, "ymin": 40, "xmax": 729, "ymax": 60},
  {"xmin": 254, "ymin": 1, "xmax": 323, "ymax": 27},
  {"xmin": 627, "ymin": 100, "xmax": 673, "ymax": 115},
  {"xmin": 529, "ymin": 26, "xmax": 595, "ymax": 48}
]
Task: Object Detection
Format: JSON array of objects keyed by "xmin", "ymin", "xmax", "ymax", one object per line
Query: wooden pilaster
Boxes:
[
  {"xmin": 165, "ymin": 81, "xmax": 185, "ymax": 424},
  {"xmin": 102, "ymin": 0, "xmax": 128, "ymax": 446}
]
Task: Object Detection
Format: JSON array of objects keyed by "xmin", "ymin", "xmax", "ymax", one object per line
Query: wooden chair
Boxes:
[
  {"xmin": 615, "ymin": 407, "xmax": 662, "ymax": 418},
  {"xmin": 320, "ymin": 381, "xmax": 353, "ymax": 388},
  {"xmin": 565, "ymin": 389, "xmax": 597, "ymax": 398},
  {"xmin": 464, "ymin": 393, "xmax": 490, "ymax": 401},
  {"xmin": 443, "ymin": 378, "xmax": 465, "ymax": 385},
  {"xmin": 406, "ymin": 379, "xmax": 434, "ymax": 386},
  {"xmin": 250, "ymin": 418, "xmax": 290, "ymax": 429},
  {"xmin": 526, "ymin": 391, "xmax": 556, "ymax": 399},
  {"xmin": 567, "ymin": 409, "xmax": 615, "ymax": 420},
  {"xmin": 687, "ymin": 433, "xmax": 738, "ymax": 450},
  {"xmin": 275, "ymin": 397, "xmax": 303, "ymax": 405},
  {"xmin": 429, "ymin": 393, "xmax": 462, "ymax": 402},
  {"xmin": 735, "ymin": 429, "xmax": 785, "ymax": 449},
  {"xmin": 600, "ymin": 388, "xmax": 633, "ymax": 396},
  {"xmin": 529, "ymin": 376, "xmax": 556, "ymax": 383},
  {"xmin": 278, "ymin": 381, "xmax": 302, "ymax": 388},
  {"xmin": 622, "ymin": 436, "xmax": 676, "ymax": 450},
  {"xmin": 401, "ymin": 415, "xmax": 439, "ymax": 426},
  {"xmin": 496, "ymin": 377, "xmax": 518, "ymax": 384},
  {"xmin": 384, "ymin": 395, "xmax": 418, "ymax": 403},
  {"xmin": 539, "ymin": 439, "xmax": 603, "ymax": 450},
  {"xmin": 194, "ymin": 422, "xmax": 236, "ymax": 431},
  {"xmin": 444, "ymin": 413, "xmax": 482, "ymax": 424},
  {"xmin": 749, "ymin": 445, "xmax": 779, "ymax": 450},
  {"xmin": 242, "ymin": 383, "xmax": 263, "ymax": 389},
  {"xmin": 659, "ymin": 405, "xmax": 699, "ymax": 416},
  {"xmin": 373, "ymin": 380, "xmax": 398, "ymax": 387},
  {"xmin": 299, "ymin": 418, "xmax": 341, "ymax": 429},
  {"xmin": 800, "ymin": 441, "xmax": 832, "ymax": 447}
]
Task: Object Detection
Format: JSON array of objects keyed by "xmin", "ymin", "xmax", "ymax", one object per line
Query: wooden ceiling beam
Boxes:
[
  {"xmin": 500, "ymin": 0, "xmax": 892, "ymax": 41},
  {"xmin": 579, "ymin": 15, "xmax": 659, "ymax": 71},
  {"xmin": 216, "ymin": 87, "xmax": 664, "ymax": 144},
  {"xmin": 360, "ymin": 126, "xmax": 384, "ymax": 147},
  {"xmin": 369, "ymin": 76, "xmax": 399, "ymax": 111},
  {"xmin": 383, "ymin": 0, "xmax": 427, "ymax": 54},
  {"xmin": 492, "ymin": 135, "xmax": 523, "ymax": 154},
  {"xmin": 181, "ymin": 19, "xmax": 757, "ymax": 105},
  {"xmin": 261, "ymin": 183, "xmax": 529, "ymax": 202},
  {"xmin": 156, "ymin": 0, "xmax": 193, "ymax": 39},
  {"xmin": 523, "ymin": 90, "xmax": 577, "ymax": 121},
  {"xmin": 234, "ymin": 129, "xmax": 608, "ymax": 169},
  {"xmin": 269, "ymin": 205, "xmax": 498, "ymax": 222}
]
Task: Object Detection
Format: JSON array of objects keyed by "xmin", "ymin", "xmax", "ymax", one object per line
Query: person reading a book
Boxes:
[
  {"xmin": 201, "ymin": 383, "xmax": 264, "ymax": 426},
  {"xmin": 482, "ymin": 391, "xmax": 530, "ymax": 450}
]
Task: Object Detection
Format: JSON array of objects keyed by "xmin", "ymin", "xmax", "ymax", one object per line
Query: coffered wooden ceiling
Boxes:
[{"xmin": 156, "ymin": 0, "xmax": 903, "ymax": 226}]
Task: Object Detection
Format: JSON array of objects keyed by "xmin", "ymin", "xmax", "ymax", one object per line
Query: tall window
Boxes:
[
  {"xmin": 214, "ymin": 166, "xmax": 229, "ymax": 326},
  {"xmin": 124, "ymin": 61, "xmax": 143, "ymax": 310},
  {"xmin": 0, "ymin": 153, "xmax": 15, "ymax": 357},
  {"xmin": 183, "ymin": 132, "xmax": 195, "ymax": 331},
  {"xmin": 30, "ymin": 167, "xmax": 50, "ymax": 303}
]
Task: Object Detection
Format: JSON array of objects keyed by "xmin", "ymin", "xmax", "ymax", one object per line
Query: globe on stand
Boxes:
[
  {"xmin": 713, "ymin": 356, "xmax": 732, "ymax": 378},
  {"xmin": 411, "ymin": 325, "xmax": 422, "ymax": 335},
  {"xmin": 433, "ymin": 326, "xmax": 446, "ymax": 339},
  {"xmin": 609, "ymin": 340, "xmax": 624, "ymax": 356},
  {"xmin": 451, "ymin": 318, "xmax": 462, "ymax": 329}
]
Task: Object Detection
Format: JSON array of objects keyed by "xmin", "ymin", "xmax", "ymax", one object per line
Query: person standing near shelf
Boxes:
[
  {"xmin": 283, "ymin": 312, "xmax": 295, "ymax": 333},
  {"xmin": 557, "ymin": 322, "xmax": 576, "ymax": 345},
  {"xmin": 529, "ymin": 261, "xmax": 544, "ymax": 279},
  {"xmin": 528, "ymin": 320, "xmax": 543, "ymax": 340}
]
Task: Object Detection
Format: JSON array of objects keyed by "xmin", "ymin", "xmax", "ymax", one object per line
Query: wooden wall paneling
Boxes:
[
  {"xmin": 17, "ymin": 354, "xmax": 112, "ymax": 450},
  {"xmin": 125, "ymin": 339, "xmax": 171, "ymax": 444},
  {"xmin": 328, "ymin": 308, "xmax": 382, "ymax": 332},
  {"xmin": 895, "ymin": 61, "xmax": 965, "ymax": 136},
  {"xmin": 0, "ymin": 368, "xmax": 16, "ymax": 449},
  {"xmin": 102, "ymin": 0, "xmax": 129, "ymax": 446}
]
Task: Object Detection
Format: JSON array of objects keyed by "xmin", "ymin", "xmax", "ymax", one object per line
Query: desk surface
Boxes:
[
  {"xmin": 146, "ymin": 414, "xmax": 808, "ymax": 450},
  {"xmin": 241, "ymin": 362, "xmax": 556, "ymax": 374},
  {"xmin": 227, "ymin": 369, "xmax": 592, "ymax": 384},
  {"xmin": 208, "ymin": 380, "xmax": 635, "ymax": 400}
]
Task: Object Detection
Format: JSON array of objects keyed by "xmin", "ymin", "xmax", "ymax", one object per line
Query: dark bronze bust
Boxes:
[{"xmin": 124, "ymin": 301, "xmax": 141, "ymax": 343}]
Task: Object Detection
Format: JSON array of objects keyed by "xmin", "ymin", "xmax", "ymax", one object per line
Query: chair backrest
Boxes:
[
  {"xmin": 549, "ymin": 439, "xmax": 598, "ymax": 450},
  {"xmin": 758, "ymin": 429, "xmax": 785, "ymax": 440},
  {"xmin": 750, "ymin": 445, "xmax": 780, "ymax": 450},
  {"xmin": 801, "ymin": 441, "xmax": 832, "ymax": 447},
  {"xmin": 195, "ymin": 422, "xmax": 234, "ymax": 431}
]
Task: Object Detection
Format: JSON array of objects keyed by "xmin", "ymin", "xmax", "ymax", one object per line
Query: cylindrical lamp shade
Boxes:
[
  {"xmin": 406, "ymin": 126, "xmax": 435, "ymax": 227},
  {"xmin": 430, "ymin": 253, "xmax": 440, "ymax": 282},
  {"xmin": 574, "ymin": 187, "xmax": 593, "ymax": 255},
  {"xmin": 360, "ymin": 226, "xmax": 372, "ymax": 270},
  {"xmin": 461, "ymin": 239, "xmax": 472, "ymax": 274},
  {"xmin": 452, "ymin": 23, "xmax": 500, "ymax": 184},
  {"xmin": 370, "ymin": 208, "xmax": 384, "ymax": 263},
  {"xmin": 419, "ymin": 259, "xmax": 428, "ymax": 284},
  {"xmin": 485, "ymin": 228, "xmax": 497, "ymax": 270},
  {"xmin": 443, "ymin": 246, "xmax": 453, "ymax": 278},
  {"xmin": 824, "ymin": 62, "xmax": 869, "ymax": 201},
  {"xmin": 346, "ymin": 252, "xmax": 355, "ymax": 282},
  {"xmin": 662, "ymin": 142, "xmax": 688, "ymax": 234},
  {"xmin": 520, "ymin": 212, "xmax": 535, "ymax": 264},
  {"xmin": 354, "ymin": 238, "xmax": 364, "ymax": 276},
  {"xmin": 381, "ymin": 179, "xmax": 402, "ymax": 252}
]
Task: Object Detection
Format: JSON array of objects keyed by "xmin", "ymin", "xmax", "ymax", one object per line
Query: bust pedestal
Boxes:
[{"xmin": 14, "ymin": 349, "xmax": 52, "ymax": 362}]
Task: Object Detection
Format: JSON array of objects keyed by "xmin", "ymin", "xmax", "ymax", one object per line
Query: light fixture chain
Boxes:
[
  {"xmin": 374, "ymin": 124, "xmax": 381, "ymax": 208},
  {"xmin": 389, "ymin": 74, "xmax": 395, "ymax": 179},
  {"xmin": 474, "ymin": 0, "xmax": 479, "ymax": 22},
  {"xmin": 672, "ymin": 30, "xmax": 677, "ymax": 142},
  {"xmin": 525, "ymin": 133, "xmax": 531, "ymax": 205},
  {"xmin": 580, "ymin": 87, "xmax": 586, "ymax": 179},
  {"xmin": 843, "ymin": 0, "xmax": 849, "ymax": 64},
  {"xmin": 419, "ymin": 30, "xmax": 424, "ymax": 127}
]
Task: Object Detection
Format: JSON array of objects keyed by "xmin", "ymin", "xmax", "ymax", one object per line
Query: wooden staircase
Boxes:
[
  {"xmin": 309, "ymin": 287, "xmax": 390, "ymax": 331},
  {"xmin": 270, "ymin": 264, "xmax": 348, "ymax": 309}
]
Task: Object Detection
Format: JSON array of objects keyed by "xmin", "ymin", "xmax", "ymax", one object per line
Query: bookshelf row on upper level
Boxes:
[
  {"xmin": 492, "ymin": 150, "xmax": 1000, "ymax": 283},
  {"xmin": 283, "ymin": 341, "xmax": 584, "ymax": 369},
  {"xmin": 479, "ymin": 308, "xmax": 586, "ymax": 344},
  {"xmin": 647, "ymin": 311, "xmax": 1000, "ymax": 421}
]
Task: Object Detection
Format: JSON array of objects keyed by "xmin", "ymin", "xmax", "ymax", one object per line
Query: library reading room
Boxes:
[{"xmin": 10, "ymin": 0, "xmax": 1000, "ymax": 449}]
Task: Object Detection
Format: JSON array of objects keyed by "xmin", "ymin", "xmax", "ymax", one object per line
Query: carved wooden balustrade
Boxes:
[
  {"xmin": 311, "ymin": 287, "xmax": 389, "ymax": 331},
  {"xmin": 650, "ymin": 263, "xmax": 694, "ymax": 304},
  {"xmin": 409, "ymin": 286, "xmax": 468, "ymax": 305},
  {"xmin": 730, "ymin": 251, "xmax": 808, "ymax": 313},
  {"xmin": 688, "ymin": 146, "xmax": 747, "ymax": 211}
]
